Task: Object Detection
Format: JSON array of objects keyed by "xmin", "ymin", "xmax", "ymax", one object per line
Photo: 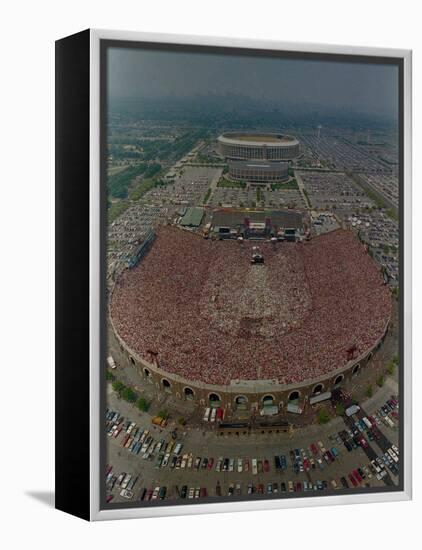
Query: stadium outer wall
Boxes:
[{"xmin": 108, "ymin": 312, "xmax": 390, "ymax": 413}]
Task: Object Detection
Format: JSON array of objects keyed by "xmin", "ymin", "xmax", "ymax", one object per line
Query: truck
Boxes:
[
  {"xmin": 152, "ymin": 416, "xmax": 167, "ymax": 428},
  {"xmin": 251, "ymin": 246, "xmax": 264, "ymax": 264},
  {"xmin": 345, "ymin": 404, "xmax": 361, "ymax": 417}
]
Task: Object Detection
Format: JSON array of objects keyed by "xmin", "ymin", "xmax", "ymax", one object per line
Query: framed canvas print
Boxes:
[{"xmin": 55, "ymin": 29, "xmax": 412, "ymax": 521}]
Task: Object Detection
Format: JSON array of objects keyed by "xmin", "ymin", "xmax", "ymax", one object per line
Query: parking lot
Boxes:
[{"xmin": 105, "ymin": 386, "xmax": 399, "ymax": 504}]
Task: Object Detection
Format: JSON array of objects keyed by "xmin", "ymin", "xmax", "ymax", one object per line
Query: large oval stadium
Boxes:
[
  {"xmin": 109, "ymin": 225, "xmax": 392, "ymax": 412},
  {"xmin": 217, "ymin": 132, "xmax": 300, "ymax": 161}
]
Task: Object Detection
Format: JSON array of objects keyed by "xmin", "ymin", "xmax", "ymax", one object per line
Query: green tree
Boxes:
[
  {"xmin": 112, "ymin": 380, "xmax": 125, "ymax": 395},
  {"xmin": 158, "ymin": 409, "xmax": 169, "ymax": 420},
  {"xmin": 376, "ymin": 375, "xmax": 385, "ymax": 388},
  {"xmin": 366, "ymin": 384, "xmax": 373, "ymax": 398},
  {"xmin": 137, "ymin": 397, "xmax": 150, "ymax": 412},
  {"xmin": 317, "ymin": 408, "xmax": 331, "ymax": 424},
  {"xmin": 336, "ymin": 402, "xmax": 345, "ymax": 416},
  {"xmin": 121, "ymin": 387, "xmax": 137, "ymax": 403},
  {"xmin": 106, "ymin": 369, "xmax": 116, "ymax": 382},
  {"xmin": 386, "ymin": 360, "xmax": 395, "ymax": 375}
]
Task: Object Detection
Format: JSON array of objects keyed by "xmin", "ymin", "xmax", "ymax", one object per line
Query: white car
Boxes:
[
  {"xmin": 388, "ymin": 448, "xmax": 399, "ymax": 463},
  {"xmin": 173, "ymin": 443, "xmax": 183, "ymax": 455},
  {"xmin": 121, "ymin": 474, "xmax": 132, "ymax": 489},
  {"xmin": 107, "ymin": 355, "xmax": 116, "ymax": 369},
  {"xmin": 188, "ymin": 487, "xmax": 195, "ymax": 499},
  {"xmin": 162, "ymin": 453, "xmax": 170, "ymax": 468},
  {"xmin": 229, "ymin": 458, "xmax": 235, "ymax": 472},
  {"xmin": 119, "ymin": 489, "xmax": 133, "ymax": 499},
  {"xmin": 210, "ymin": 408, "xmax": 217, "ymax": 422},
  {"xmin": 237, "ymin": 458, "xmax": 243, "ymax": 473},
  {"xmin": 151, "ymin": 487, "xmax": 160, "ymax": 500},
  {"xmin": 252, "ymin": 458, "xmax": 258, "ymax": 475},
  {"xmin": 127, "ymin": 422, "xmax": 136, "ymax": 435}
]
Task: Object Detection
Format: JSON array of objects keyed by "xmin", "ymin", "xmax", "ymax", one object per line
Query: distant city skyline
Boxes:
[{"xmin": 107, "ymin": 46, "xmax": 399, "ymax": 120}]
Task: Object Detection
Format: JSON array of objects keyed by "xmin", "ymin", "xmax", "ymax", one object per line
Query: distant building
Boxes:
[{"xmin": 218, "ymin": 132, "xmax": 300, "ymax": 184}]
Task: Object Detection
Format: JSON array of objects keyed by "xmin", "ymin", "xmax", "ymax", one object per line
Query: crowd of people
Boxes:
[{"xmin": 110, "ymin": 226, "xmax": 391, "ymax": 387}]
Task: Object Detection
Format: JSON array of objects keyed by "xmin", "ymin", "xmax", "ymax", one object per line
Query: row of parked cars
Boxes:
[
  {"xmin": 373, "ymin": 396, "xmax": 399, "ymax": 430},
  {"xmin": 105, "ymin": 465, "xmax": 139, "ymax": 502},
  {"xmin": 106, "ymin": 408, "xmax": 183, "ymax": 464},
  {"xmin": 288, "ymin": 440, "xmax": 340, "ymax": 475},
  {"xmin": 136, "ymin": 473, "xmax": 377, "ymax": 502}
]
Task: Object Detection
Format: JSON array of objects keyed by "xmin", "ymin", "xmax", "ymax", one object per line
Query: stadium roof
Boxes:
[
  {"xmin": 218, "ymin": 132, "xmax": 299, "ymax": 148},
  {"xmin": 228, "ymin": 159, "xmax": 288, "ymax": 172},
  {"xmin": 179, "ymin": 207, "xmax": 204, "ymax": 227}
]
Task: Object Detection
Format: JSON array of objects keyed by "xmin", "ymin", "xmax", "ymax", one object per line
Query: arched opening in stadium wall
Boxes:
[
  {"xmin": 288, "ymin": 391, "xmax": 300, "ymax": 402},
  {"xmin": 334, "ymin": 374, "xmax": 344, "ymax": 387},
  {"xmin": 352, "ymin": 363, "xmax": 361, "ymax": 376},
  {"xmin": 162, "ymin": 378, "xmax": 172, "ymax": 393},
  {"xmin": 184, "ymin": 387, "xmax": 194, "ymax": 400},
  {"xmin": 262, "ymin": 395, "xmax": 275, "ymax": 405},
  {"xmin": 313, "ymin": 384, "xmax": 324, "ymax": 395},
  {"xmin": 209, "ymin": 393, "xmax": 221, "ymax": 407},
  {"xmin": 235, "ymin": 395, "xmax": 248, "ymax": 410},
  {"xmin": 261, "ymin": 395, "xmax": 278, "ymax": 416}
]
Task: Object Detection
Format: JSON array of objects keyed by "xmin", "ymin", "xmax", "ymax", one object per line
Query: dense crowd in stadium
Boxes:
[{"xmin": 110, "ymin": 226, "xmax": 392, "ymax": 386}]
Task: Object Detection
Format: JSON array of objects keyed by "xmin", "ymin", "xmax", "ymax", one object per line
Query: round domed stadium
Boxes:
[{"xmin": 217, "ymin": 132, "xmax": 300, "ymax": 184}]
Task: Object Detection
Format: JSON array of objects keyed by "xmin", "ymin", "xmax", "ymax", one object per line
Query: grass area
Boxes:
[
  {"xmin": 130, "ymin": 175, "xmax": 167, "ymax": 201},
  {"xmin": 108, "ymin": 200, "xmax": 131, "ymax": 223},
  {"xmin": 217, "ymin": 177, "xmax": 246, "ymax": 189},
  {"xmin": 107, "ymin": 163, "xmax": 147, "ymax": 199},
  {"xmin": 128, "ymin": 178, "xmax": 157, "ymax": 201},
  {"xmin": 108, "ymin": 165, "xmax": 129, "ymax": 177},
  {"xmin": 303, "ymin": 188, "xmax": 312, "ymax": 207},
  {"xmin": 202, "ymin": 188, "xmax": 212, "ymax": 204},
  {"xmin": 107, "ymin": 162, "xmax": 162, "ymax": 199},
  {"xmin": 270, "ymin": 178, "xmax": 298, "ymax": 190},
  {"xmin": 349, "ymin": 173, "xmax": 398, "ymax": 221}
]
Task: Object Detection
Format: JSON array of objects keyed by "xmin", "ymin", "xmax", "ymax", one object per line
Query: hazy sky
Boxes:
[{"xmin": 107, "ymin": 46, "xmax": 399, "ymax": 118}]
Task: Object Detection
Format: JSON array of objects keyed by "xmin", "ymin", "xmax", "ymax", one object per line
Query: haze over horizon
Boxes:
[{"xmin": 107, "ymin": 46, "xmax": 399, "ymax": 121}]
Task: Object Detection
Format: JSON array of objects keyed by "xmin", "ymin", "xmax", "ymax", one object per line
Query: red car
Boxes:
[
  {"xmin": 310, "ymin": 443, "xmax": 319, "ymax": 456},
  {"xmin": 207, "ymin": 458, "xmax": 214, "ymax": 470},
  {"xmin": 353, "ymin": 469, "xmax": 363, "ymax": 483},
  {"xmin": 106, "ymin": 494, "xmax": 114, "ymax": 503},
  {"xmin": 295, "ymin": 482, "xmax": 302, "ymax": 492},
  {"xmin": 263, "ymin": 459, "xmax": 270, "ymax": 473},
  {"xmin": 326, "ymin": 450, "xmax": 334, "ymax": 462},
  {"xmin": 303, "ymin": 458, "xmax": 310, "ymax": 471},
  {"xmin": 257, "ymin": 484, "xmax": 264, "ymax": 494},
  {"xmin": 359, "ymin": 436, "xmax": 368, "ymax": 448},
  {"xmin": 348, "ymin": 473, "xmax": 358, "ymax": 487}
]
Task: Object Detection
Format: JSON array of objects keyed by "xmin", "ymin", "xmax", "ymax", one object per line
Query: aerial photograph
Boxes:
[{"xmin": 104, "ymin": 45, "xmax": 401, "ymax": 506}]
